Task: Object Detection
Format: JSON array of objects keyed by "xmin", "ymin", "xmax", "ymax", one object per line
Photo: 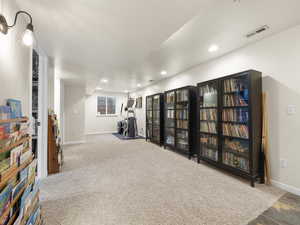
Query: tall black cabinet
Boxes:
[
  {"xmin": 197, "ymin": 70, "xmax": 263, "ymax": 186},
  {"xmin": 146, "ymin": 93, "xmax": 164, "ymax": 146},
  {"xmin": 164, "ymin": 86, "xmax": 197, "ymax": 158}
]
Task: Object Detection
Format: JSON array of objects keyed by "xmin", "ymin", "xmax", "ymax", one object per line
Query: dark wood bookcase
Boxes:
[
  {"xmin": 197, "ymin": 70, "xmax": 263, "ymax": 186},
  {"xmin": 146, "ymin": 93, "xmax": 164, "ymax": 146},
  {"xmin": 164, "ymin": 86, "xmax": 197, "ymax": 158}
]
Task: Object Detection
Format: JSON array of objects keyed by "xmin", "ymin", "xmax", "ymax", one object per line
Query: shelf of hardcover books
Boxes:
[
  {"xmin": 175, "ymin": 89, "xmax": 189, "ymax": 152},
  {"xmin": 0, "ymin": 100, "xmax": 43, "ymax": 225},
  {"xmin": 165, "ymin": 87, "xmax": 196, "ymax": 158},
  {"xmin": 221, "ymin": 76, "xmax": 250, "ymax": 173},
  {"xmin": 199, "ymin": 82, "xmax": 219, "ymax": 162},
  {"xmin": 165, "ymin": 92, "xmax": 175, "ymax": 147}
]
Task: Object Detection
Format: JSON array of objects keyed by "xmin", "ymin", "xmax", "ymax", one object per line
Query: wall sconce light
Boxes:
[{"xmin": 0, "ymin": 11, "xmax": 35, "ymax": 46}]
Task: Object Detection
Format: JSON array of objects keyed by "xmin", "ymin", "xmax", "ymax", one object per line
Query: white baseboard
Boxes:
[
  {"xmin": 85, "ymin": 131, "xmax": 116, "ymax": 135},
  {"xmin": 63, "ymin": 140, "xmax": 86, "ymax": 146},
  {"xmin": 271, "ymin": 179, "xmax": 300, "ymax": 196}
]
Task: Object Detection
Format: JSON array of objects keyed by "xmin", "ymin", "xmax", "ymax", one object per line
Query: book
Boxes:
[
  {"xmin": 223, "ymin": 152, "xmax": 249, "ymax": 172},
  {"xmin": 20, "ymin": 167, "xmax": 29, "ymax": 182},
  {"xmin": 222, "ymin": 123, "xmax": 249, "ymax": 138},
  {"xmin": 0, "ymin": 158, "xmax": 10, "ymax": 175},
  {"xmin": 0, "ymin": 183, "xmax": 13, "ymax": 216},
  {"xmin": 0, "ymin": 106, "xmax": 11, "ymax": 120},
  {"xmin": 200, "ymin": 109, "xmax": 217, "ymax": 121},
  {"xmin": 200, "ymin": 122, "xmax": 217, "ymax": 134},
  {"xmin": 28, "ymin": 160, "xmax": 37, "ymax": 184},
  {"xmin": 0, "ymin": 127, "xmax": 5, "ymax": 140},
  {"xmin": 12, "ymin": 179, "xmax": 26, "ymax": 200},
  {"xmin": 222, "ymin": 108, "xmax": 249, "ymax": 122},
  {"xmin": 20, "ymin": 150, "xmax": 32, "ymax": 165},
  {"xmin": 10, "ymin": 145, "xmax": 23, "ymax": 166},
  {"xmin": 6, "ymin": 99, "xmax": 22, "ymax": 119}
]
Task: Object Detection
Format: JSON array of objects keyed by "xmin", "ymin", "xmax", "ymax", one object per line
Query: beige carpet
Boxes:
[{"xmin": 41, "ymin": 134, "xmax": 284, "ymax": 225}]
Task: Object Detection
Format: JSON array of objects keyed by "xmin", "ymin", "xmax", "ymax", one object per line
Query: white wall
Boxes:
[
  {"xmin": 64, "ymin": 85, "xmax": 85, "ymax": 143},
  {"xmin": 131, "ymin": 25, "xmax": 300, "ymax": 194},
  {"xmin": 0, "ymin": 0, "xmax": 31, "ymax": 115},
  {"xmin": 85, "ymin": 91, "xmax": 127, "ymax": 135},
  {"xmin": 63, "ymin": 86, "xmax": 127, "ymax": 143},
  {"xmin": 47, "ymin": 58, "xmax": 55, "ymax": 109}
]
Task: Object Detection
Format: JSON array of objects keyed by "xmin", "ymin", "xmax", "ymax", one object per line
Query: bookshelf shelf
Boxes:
[
  {"xmin": 0, "ymin": 156, "xmax": 33, "ymax": 188},
  {"xmin": 197, "ymin": 70, "xmax": 263, "ymax": 187},
  {"xmin": 0, "ymin": 136, "xmax": 31, "ymax": 154},
  {"xmin": 0, "ymin": 184, "xmax": 27, "ymax": 223},
  {"xmin": 146, "ymin": 93, "xmax": 164, "ymax": 146},
  {"xmin": 222, "ymin": 135, "xmax": 249, "ymax": 141},
  {"xmin": 0, "ymin": 117, "xmax": 28, "ymax": 124},
  {"xmin": 164, "ymin": 86, "xmax": 197, "ymax": 158}
]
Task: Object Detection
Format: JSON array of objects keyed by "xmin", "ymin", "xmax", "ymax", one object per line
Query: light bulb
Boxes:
[{"xmin": 22, "ymin": 29, "xmax": 34, "ymax": 46}]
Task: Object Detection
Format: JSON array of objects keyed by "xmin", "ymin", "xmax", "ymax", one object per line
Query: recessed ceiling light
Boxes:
[
  {"xmin": 137, "ymin": 84, "xmax": 141, "ymax": 87},
  {"xmin": 96, "ymin": 87, "xmax": 102, "ymax": 91},
  {"xmin": 160, "ymin": 70, "xmax": 167, "ymax": 75},
  {"xmin": 101, "ymin": 79, "xmax": 108, "ymax": 83},
  {"xmin": 208, "ymin": 45, "xmax": 219, "ymax": 52}
]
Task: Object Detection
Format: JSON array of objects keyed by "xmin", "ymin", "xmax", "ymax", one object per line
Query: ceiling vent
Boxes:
[
  {"xmin": 246, "ymin": 25, "xmax": 270, "ymax": 38},
  {"xmin": 149, "ymin": 79, "xmax": 154, "ymax": 82}
]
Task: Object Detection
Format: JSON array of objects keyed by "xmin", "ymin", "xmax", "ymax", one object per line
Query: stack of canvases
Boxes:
[{"xmin": 0, "ymin": 99, "xmax": 42, "ymax": 225}]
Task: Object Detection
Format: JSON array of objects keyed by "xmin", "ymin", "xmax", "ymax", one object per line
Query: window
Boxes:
[{"xmin": 97, "ymin": 96, "xmax": 116, "ymax": 116}]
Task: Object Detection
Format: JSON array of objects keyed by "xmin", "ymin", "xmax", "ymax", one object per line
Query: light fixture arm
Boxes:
[{"xmin": 7, "ymin": 10, "xmax": 33, "ymax": 29}]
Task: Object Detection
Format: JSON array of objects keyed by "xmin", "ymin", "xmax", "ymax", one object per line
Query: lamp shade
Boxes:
[
  {"xmin": 22, "ymin": 23, "xmax": 34, "ymax": 46},
  {"xmin": 0, "ymin": 14, "xmax": 8, "ymax": 34}
]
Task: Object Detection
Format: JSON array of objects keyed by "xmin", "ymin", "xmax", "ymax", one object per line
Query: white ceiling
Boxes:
[{"xmin": 16, "ymin": 0, "xmax": 300, "ymax": 93}]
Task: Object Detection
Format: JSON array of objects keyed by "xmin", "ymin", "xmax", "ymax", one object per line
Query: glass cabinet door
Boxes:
[
  {"xmin": 165, "ymin": 92, "xmax": 175, "ymax": 146},
  {"xmin": 146, "ymin": 97, "xmax": 153, "ymax": 139},
  {"xmin": 199, "ymin": 82, "xmax": 218, "ymax": 161},
  {"xmin": 152, "ymin": 95, "xmax": 160, "ymax": 143},
  {"xmin": 221, "ymin": 76, "xmax": 250, "ymax": 172}
]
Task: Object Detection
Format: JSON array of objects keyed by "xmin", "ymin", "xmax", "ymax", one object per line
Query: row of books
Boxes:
[
  {"xmin": 200, "ymin": 135, "xmax": 218, "ymax": 147},
  {"xmin": 223, "ymin": 94, "xmax": 248, "ymax": 107},
  {"xmin": 222, "ymin": 124, "xmax": 249, "ymax": 139},
  {"xmin": 166, "ymin": 110, "xmax": 175, "ymax": 119},
  {"xmin": 176, "ymin": 90, "xmax": 189, "ymax": 102},
  {"xmin": 166, "ymin": 92, "xmax": 175, "ymax": 104},
  {"xmin": 222, "ymin": 108, "xmax": 249, "ymax": 122},
  {"xmin": 153, "ymin": 97, "xmax": 160, "ymax": 110},
  {"xmin": 0, "ymin": 100, "xmax": 22, "ymax": 120},
  {"xmin": 177, "ymin": 140, "xmax": 189, "ymax": 150},
  {"xmin": 0, "ymin": 122, "xmax": 29, "ymax": 141},
  {"xmin": 176, "ymin": 110, "xmax": 188, "ymax": 120},
  {"xmin": 177, "ymin": 120, "xmax": 188, "ymax": 129},
  {"xmin": 0, "ymin": 157, "xmax": 39, "ymax": 225},
  {"xmin": 200, "ymin": 122, "xmax": 217, "ymax": 134},
  {"xmin": 223, "ymin": 79, "xmax": 248, "ymax": 93},
  {"xmin": 199, "ymin": 85, "xmax": 217, "ymax": 97},
  {"xmin": 0, "ymin": 141, "xmax": 32, "ymax": 178},
  {"xmin": 200, "ymin": 109, "xmax": 217, "ymax": 121},
  {"xmin": 223, "ymin": 152, "xmax": 249, "ymax": 172},
  {"xmin": 202, "ymin": 147, "xmax": 218, "ymax": 161},
  {"xmin": 224, "ymin": 138, "xmax": 248, "ymax": 153},
  {"xmin": 177, "ymin": 130, "xmax": 188, "ymax": 140}
]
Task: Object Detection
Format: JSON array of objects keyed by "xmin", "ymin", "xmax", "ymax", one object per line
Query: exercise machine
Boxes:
[{"xmin": 117, "ymin": 98, "xmax": 138, "ymax": 138}]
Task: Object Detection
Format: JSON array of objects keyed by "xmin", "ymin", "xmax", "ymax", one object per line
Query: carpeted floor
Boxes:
[{"xmin": 40, "ymin": 134, "xmax": 285, "ymax": 225}]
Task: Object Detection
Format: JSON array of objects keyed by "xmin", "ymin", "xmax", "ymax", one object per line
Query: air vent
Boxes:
[
  {"xmin": 149, "ymin": 80, "xmax": 154, "ymax": 82},
  {"xmin": 246, "ymin": 25, "xmax": 270, "ymax": 38}
]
